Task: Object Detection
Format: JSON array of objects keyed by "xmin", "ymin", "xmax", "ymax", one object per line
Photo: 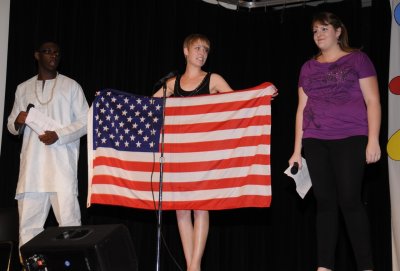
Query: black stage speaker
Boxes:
[{"xmin": 20, "ymin": 224, "xmax": 138, "ymax": 271}]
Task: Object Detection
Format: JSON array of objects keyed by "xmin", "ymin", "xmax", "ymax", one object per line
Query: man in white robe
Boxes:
[{"xmin": 7, "ymin": 41, "xmax": 89, "ymax": 249}]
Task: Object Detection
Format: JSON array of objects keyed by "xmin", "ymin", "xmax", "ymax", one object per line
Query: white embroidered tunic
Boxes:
[{"xmin": 7, "ymin": 74, "xmax": 89, "ymax": 197}]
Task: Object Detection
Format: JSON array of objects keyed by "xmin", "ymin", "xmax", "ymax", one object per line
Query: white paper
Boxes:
[
  {"xmin": 284, "ymin": 157, "xmax": 312, "ymax": 199},
  {"xmin": 25, "ymin": 107, "xmax": 61, "ymax": 135}
]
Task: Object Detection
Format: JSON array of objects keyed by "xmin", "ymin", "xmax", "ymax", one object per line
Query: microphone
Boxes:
[
  {"xmin": 27, "ymin": 103, "xmax": 35, "ymax": 112},
  {"xmin": 19, "ymin": 104, "xmax": 35, "ymax": 135},
  {"xmin": 290, "ymin": 162, "xmax": 299, "ymax": 175},
  {"xmin": 153, "ymin": 71, "xmax": 178, "ymax": 92}
]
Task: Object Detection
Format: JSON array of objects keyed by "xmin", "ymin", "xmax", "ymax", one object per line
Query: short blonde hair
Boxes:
[{"xmin": 183, "ymin": 34, "xmax": 210, "ymax": 50}]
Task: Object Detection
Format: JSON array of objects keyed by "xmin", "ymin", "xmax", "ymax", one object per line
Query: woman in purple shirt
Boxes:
[{"xmin": 289, "ymin": 12, "xmax": 381, "ymax": 271}]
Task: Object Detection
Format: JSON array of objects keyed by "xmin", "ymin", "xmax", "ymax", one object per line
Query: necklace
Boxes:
[{"xmin": 35, "ymin": 73, "xmax": 58, "ymax": 105}]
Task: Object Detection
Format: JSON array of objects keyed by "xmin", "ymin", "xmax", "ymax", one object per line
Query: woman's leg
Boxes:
[
  {"xmin": 331, "ymin": 136, "xmax": 373, "ymax": 270},
  {"xmin": 188, "ymin": 210, "xmax": 209, "ymax": 271},
  {"xmin": 176, "ymin": 210, "xmax": 209, "ymax": 271},
  {"xmin": 303, "ymin": 139, "xmax": 338, "ymax": 270},
  {"xmin": 177, "ymin": 210, "xmax": 194, "ymax": 268}
]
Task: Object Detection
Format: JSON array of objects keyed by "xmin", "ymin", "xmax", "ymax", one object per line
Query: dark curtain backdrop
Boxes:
[{"xmin": 0, "ymin": 0, "xmax": 392, "ymax": 270}]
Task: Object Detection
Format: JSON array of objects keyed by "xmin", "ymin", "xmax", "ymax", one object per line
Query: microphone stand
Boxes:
[{"xmin": 155, "ymin": 82, "xmax": 167, "ymax": 271}]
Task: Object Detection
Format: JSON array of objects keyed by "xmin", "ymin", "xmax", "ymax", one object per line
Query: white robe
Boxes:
[{"xmin": 7, "ymin": 74, "xmax": 89, "ymax": 197}]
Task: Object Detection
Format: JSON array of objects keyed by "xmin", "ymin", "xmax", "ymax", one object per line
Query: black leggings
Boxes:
[{"xmin": 303, "ymin": 136, "xmax": 373, "ymax": 270}]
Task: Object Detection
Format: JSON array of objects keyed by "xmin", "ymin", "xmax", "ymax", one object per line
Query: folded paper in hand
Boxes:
[
  {"xmin": 284, "ymin": 157, "xmax": 312, "ymax": 199},
  {"xmin": 25, "ymin": 108, "xmax": 61, "ymax": 135}
]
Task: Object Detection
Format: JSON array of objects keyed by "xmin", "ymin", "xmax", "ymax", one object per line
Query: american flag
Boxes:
[{"xmin": 87, "ymin": 82, "xmax": 274, "ymax": 210}]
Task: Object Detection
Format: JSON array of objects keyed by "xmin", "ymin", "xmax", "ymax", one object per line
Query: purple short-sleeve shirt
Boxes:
[{"xmin": 298, "ymin": 51, "xmax": 376, "ymax": 140}]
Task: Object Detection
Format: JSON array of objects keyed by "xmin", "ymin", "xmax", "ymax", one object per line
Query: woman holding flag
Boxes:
[{"xmin": 153, "ymin": 33, "xmax": 233, "ymax": 271}]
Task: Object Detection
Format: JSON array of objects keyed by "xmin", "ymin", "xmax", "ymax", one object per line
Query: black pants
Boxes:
[{"xmin": 303, "ymin": 136, "xmax": 373, "ymax": 270}]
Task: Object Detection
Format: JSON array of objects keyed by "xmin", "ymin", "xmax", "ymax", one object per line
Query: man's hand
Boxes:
[
  {"xmin": 39, "ymin": 131, "xmax": 59, "ymax": 145},
  {"xmin": 14, "ymin": 111, "xmax": 28, "ymax": 130}
]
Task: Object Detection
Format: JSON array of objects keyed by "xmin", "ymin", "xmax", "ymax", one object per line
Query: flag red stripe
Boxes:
[
  {"xmin": 166, "ymin": 95, "xmax": 270, "ymax": 116},
  {"xmin": 164, "ymin": 115, "xmax": 271, "ymax": 133},
  {"xmin": 90, "ymin": 194, "xmax": 271, "ymax": 210},
  {"xmin": 94, "ymin": 153, "xmax": 270, "ymax": 173},
  {"xmin": 91, "ymin": 137, "xmax": 271, "ymax": 166},
  {"xmin": 165, "ymin": 154, "xmax": 270, "ymax": 172},
  {"xmin": 163, "ymin": 135, "xmax": 270, "ymax": 153},
  {"xmin": 92, "ymin": 174, "xmax": 271, "ymax": 191}
]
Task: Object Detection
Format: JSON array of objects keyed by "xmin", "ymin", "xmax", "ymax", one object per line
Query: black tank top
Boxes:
[{"xmin": 173, "ymin": 72, "xmax": 211, "ymax": 97}]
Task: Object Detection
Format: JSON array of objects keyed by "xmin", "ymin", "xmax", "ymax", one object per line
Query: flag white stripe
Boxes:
[
  {"xmin": 94, "ymin": 144, "xmax": 270, "ymax": 163},
  {"xmin": 165, "ymin": 105, "xmax": 270, "ymax": 125},
  {"xmin": 91, "ymin": 184, "xmax": 271, "ymax": 201},
  {"xmin": 94, "ymin": 164, "xmax": 270, "ymax": 183},
  {"xmin": 166, "ymin": 86, "xmax": 274, "ymax": 107},
  {"xmin": 163, "ymin": 125, "xmax": 270, "ymax": 143}
]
